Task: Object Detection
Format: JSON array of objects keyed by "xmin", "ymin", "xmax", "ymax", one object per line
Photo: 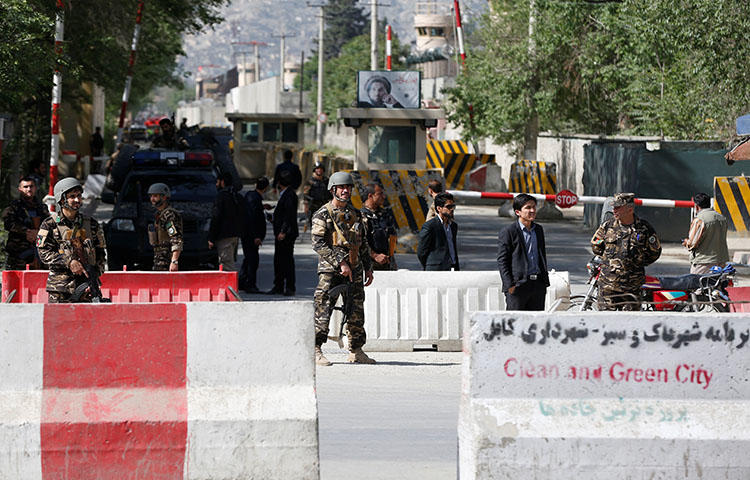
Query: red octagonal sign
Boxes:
[{"xmin": 555, "ymin": 189, "xmax": 578, "ymax": 208}]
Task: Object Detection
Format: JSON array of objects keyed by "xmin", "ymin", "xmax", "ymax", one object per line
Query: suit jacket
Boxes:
[
  {"xmin": 496, "ymin": 220, "xmax": 549, "ymax": 292},
  {"xmin": 273, "ymin": 187, "xmax": 299, "ymax": 240},
  {"xmin": 417, "ymin": 216, "xmax": 459, "ymax": 271},
  {"xmin": 209, "ymin": 187, "xmax": 243, "ymax": 242},
  {"xmin": 242, "ymin": 190, "xmax": 266, "ymax": 242}
]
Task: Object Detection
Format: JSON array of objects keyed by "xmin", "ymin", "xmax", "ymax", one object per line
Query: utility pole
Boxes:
[
  {"xmin": 273, "ymin": 32, "xmax": 298, "ymax": 91},
  {"xmin": 370, "ymin": 0, "xmax": 377, "ymax": 70},
  {"xmin": 231, "ymin": 41, "xmax": 269, "ymax": 83},
  {"xmin": 308, "ymin": 2, "xmax": 326, "ymax": 149},
  {"xmin": 368, "ymin": 0, "xmax": 391, "ymax": 71}
]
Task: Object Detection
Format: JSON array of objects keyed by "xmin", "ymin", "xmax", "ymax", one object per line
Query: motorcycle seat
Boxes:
[{"xmin": 656, "ymin": 274, "xmax": 702, "ymax": 291}]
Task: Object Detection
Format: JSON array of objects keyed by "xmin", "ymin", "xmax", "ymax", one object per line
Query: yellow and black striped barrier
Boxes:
[
  {"xmin": 426, "ymin": 140, "xmax": 494, "ymax": 190},
  {"xmin": 714, "ymin": 176, "xmax": 750, "ymax": 232},
  {"xmin": 348, "ymin": 169, "xmax": 443, "ymax": 233},
  {"xmin": 508, "ymin": 159, "xmax": 557, "ymax": 194}
]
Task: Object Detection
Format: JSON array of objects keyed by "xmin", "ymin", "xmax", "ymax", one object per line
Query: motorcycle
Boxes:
[{"xmin": 570, "ymin": 257, "xmax": 735, "ymax": 312}]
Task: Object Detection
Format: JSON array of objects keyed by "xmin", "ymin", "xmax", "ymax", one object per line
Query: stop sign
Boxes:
[{"xmin": 555, "ymin": 189, "xmax": 578, "ymax": 208}]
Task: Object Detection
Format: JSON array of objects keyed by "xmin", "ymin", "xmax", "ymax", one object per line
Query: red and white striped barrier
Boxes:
[
  {"xmin": 47, "ymin": 0, "xmax": 65, "ymax": 201},
  {"xmin": 2, "ymin": 270, "xmax": 240, "ymax": 303},
  {"xmin": 448, "ymin": 189, "xmax": 695, "ymax": 209},
  {"xmin": 0, "ymin": 302, "xmax": 318, "ymax": 479},
  {"xmin": 453, "ymin": 0, "xmax": 466, "ymax": 65},
  {"xmin": 116, "ymin": 0, "xmax": 145, "ymax": 144},
  {"xmin": 385, "ymin": 24, "xmax": 392, "ymax": 71}
]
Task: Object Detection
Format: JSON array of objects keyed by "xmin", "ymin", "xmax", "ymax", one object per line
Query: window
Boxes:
[
  {"xmin": 281, "ymin": 122, "xmax": 299, "ymax": 142},
  {"xmin": 418, "ymin": 27, "xmax": 428, "ymax": 36},
  {"xmin": 241, "ymin": 122, "xmax": 259, "ymax": 142},
  {"xmin": 263, "ymin": 122, "xmax": 280, "ymax": 142},
  {"xmin": 368, "ymin": 126, "xmax": 416, "ymax": 164},
  {"xmin": 429, "ymin": 27, "xmax": 444, "ymax": 37}
]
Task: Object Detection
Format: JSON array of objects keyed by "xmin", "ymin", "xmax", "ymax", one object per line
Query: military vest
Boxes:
[
  {"xmin": 51, "ymin": 214, "xmax": 97, "ymax": 266},
  {"xmin": 690, "ymin": 208, "xmax": 729, "ymax": 265}
]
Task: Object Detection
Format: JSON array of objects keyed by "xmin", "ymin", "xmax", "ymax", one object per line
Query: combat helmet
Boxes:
[
  {"xmin": 313, "ymin": 161, "xmax": 325, "ymax": 173},
  {"xmin": 53, "ymin": 177, "xmax": 83, "ymax": 210},
  {"xmin": 147, "ymin": 182, "xmax": 171, "ymax": 197},
  {"xmin": 328, "ymin": 171, "xmax": 354, "ymax": 190}
]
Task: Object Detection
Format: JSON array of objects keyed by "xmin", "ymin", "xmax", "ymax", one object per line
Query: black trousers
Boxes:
[
  {"xmin": 505, "ymin": 278, "xmax": 547, "ymax": 311},
  {"xmin": 239, "ymin": 236, "xmax": 260, "ymax": 290},
  {"xmin": 273, "ymin": 238, "xmax": 296, "ymax": 292}
]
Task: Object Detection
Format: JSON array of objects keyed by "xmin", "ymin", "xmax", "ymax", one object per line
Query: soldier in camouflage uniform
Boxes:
[
  {"xmin": 2, "ymin": 176, "xmax": 50, "ymax": 269},
  {"xmin": 147, "ymin": 183, "xmax": 183, "ymax": 271},
  {"xmin": 591, "ymin": 193, "xmax": 661, "ymax": 310},
  {"xmin": 312, "ymin": 171, "xmax": 375, "ymax": 366},
  {"xmin": 360, "ymin": 182, "xmax": 398, "ymax": 271},
  {"xmin": 302, "ymin": 162, "xmax": 331, "ymax": 228},
  {"xmin": 37, "ymin": 178, "xmax": 107, "ymax": 303}
]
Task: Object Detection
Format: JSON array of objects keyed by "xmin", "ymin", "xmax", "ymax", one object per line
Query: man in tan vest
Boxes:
[{"xmin": 682, "ymin": 192, "xmax": 729, "ymax": 274}]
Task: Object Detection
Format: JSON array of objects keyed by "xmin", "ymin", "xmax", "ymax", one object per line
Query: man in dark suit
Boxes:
[
  {"xmin": 497, "ymin": 193, "xmax": 549, "ymax": 310},
  {"xmin": 417, "ymin": 192, "xmax": 459, "ymax": 271},
  {"xmin": 239, "ymin": 177, "xmax": 269, "ymax": 293},
  {"xmin": 272, "ymin": 149, "xmax": 302, "ymax": 191},
  {"xmin": 268, "ymin": 170, "xmax": 299, "ymax": 296}
]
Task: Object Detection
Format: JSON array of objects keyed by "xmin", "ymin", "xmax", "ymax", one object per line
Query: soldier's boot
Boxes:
[
  {"xmin": 347, "ymin": 347, "xmax": 376, "ymax": 364},
  {"xmin": 315, "ymin": 345, "xmax": 332, "ymax": 366}
]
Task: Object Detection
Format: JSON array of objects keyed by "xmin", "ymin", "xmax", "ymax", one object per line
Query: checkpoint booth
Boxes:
[
  {"xmin": 226, "ymin": 112, "xmax": 311, "ymax": 184},
  {"xmin": 337, "ymin": 106, "xmax": 444, "ymax": 171}
]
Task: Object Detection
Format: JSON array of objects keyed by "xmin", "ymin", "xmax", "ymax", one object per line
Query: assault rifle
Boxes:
[
  {"xmin": 71, "ymin": 264, "xmax": 111, "ymax": 303},
  {"xmin": 328, "ymin": 281, "xmax": 354, "ymax": 348}
]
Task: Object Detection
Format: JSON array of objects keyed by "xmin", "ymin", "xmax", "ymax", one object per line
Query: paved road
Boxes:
[{"xmin": 94, "ymin": 199, "xmax": 746, "ymax": 479}]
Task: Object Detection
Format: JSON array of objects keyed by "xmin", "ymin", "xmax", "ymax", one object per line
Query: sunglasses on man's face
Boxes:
[{"xmin": 442, "ymin": 204, "xmax": 456, "ymax": 210}]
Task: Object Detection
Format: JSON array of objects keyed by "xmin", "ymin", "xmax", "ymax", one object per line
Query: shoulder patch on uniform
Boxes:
[
  {"xmin": 649, "ymin": 235, "xmax": 657, "ymax": 244},
  {"xmin": 37, "ymin": 229, "xmax": 48, "ymax": 247}
]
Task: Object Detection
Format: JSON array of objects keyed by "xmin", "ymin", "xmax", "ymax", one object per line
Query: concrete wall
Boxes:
[
  {"xmin": 226, "ymin": 77, "xmax": 280, "ymax": 114},
  {"xmin": 459, "ymin": 310, "xmax": 750, "ymax": 479},
  {"xmin": 177, "ymin": 99, "xmax": 231, "ymax": 127},
  {"xmin": 538, "ymin": 134, "xmax": 590, "ymax": 193}
]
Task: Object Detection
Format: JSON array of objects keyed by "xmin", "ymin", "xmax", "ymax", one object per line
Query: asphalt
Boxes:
[{"xmin": 91, "ymin": 199, "xmax": 748, "ymax": 479}]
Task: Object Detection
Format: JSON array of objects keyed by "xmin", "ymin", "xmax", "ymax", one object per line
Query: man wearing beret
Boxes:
[{"xmin": 591, "ymin": 193, "xmax": 661, "ymax": 310}]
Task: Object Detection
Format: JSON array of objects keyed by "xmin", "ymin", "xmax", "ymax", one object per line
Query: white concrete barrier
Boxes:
[
  {"xmin": 329, "ymin": 270, "xmax": 569, "ymax": 352},
  {"xmin": 0, "ymin": 302, "xmax": 318, "ymax": 480},
  {"xmin": 459, "ymin": 311, "xmax": 750, "ymax": 479}
]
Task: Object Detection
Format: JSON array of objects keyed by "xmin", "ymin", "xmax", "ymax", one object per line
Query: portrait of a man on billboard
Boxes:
[{"xmin": 357, "ymin": 71, "xmax": 421, "ymax": 109}]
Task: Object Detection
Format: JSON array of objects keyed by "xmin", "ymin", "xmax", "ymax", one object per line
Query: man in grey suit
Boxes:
[{"xmin": 417, "ymin": 192, "xmax": 459, "ymax": 271}]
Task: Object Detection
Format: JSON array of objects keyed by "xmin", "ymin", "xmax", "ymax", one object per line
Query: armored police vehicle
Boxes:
[{"xmin": 105, "ymin": 130, "xmax": 239, "ymax": 270}]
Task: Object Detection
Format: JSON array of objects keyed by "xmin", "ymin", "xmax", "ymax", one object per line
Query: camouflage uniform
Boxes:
[
  {"xmin": 303, "ymin": 175, "xmax": 331, "ymax": 226},
  {"xmin": 360, "ymin": 205, "xmax": 398, "ymax": 271},
  {"xmin": 2, "ymin": 197, "xmax": 50, "ymax": 269},
  {"xmin": 591, "ymin": 216, "xmax": 661, "ymax": 310},
  {"xmin": 37, "ymin": 213, "xmax": 107, "ymax": 303},
  {"xmin": 311, "ymin": 201, "xmax": 372, "ymax": 349},
  {"xmin": 150, "ymin": 206, "xmax": 183, "ymax": 270}
]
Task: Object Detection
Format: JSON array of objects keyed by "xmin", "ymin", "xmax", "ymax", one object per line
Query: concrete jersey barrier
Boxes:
[
  {"xmin": 1, "ymin": 270, "xmax": 239, "ymax": 303},
  {"xmin": 0, "ymin": 301, "xmax": 318, "ymax": 480},
  {"xmin": 459, "ymin": 311, "xmax": 750, "ymax": 479},
  {"xmin": 329, "ymin": 270, "xmax": 569, "ymax": 352}
]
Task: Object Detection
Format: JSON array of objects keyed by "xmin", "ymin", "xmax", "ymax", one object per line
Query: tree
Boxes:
[
  {"xmin": 446, "ymin": 0, "xmax": 750, "ymax": 151},
  {"xmin": 323, "ymin": 0, "xmax": 369, "ymax": 60},
  {"xmin": 296, "ymin": 25, "xmax": 411, "ymax": 117},
  {"xmin": 0, "ymin": 0, "xmax": 228, "ymax": 201}
]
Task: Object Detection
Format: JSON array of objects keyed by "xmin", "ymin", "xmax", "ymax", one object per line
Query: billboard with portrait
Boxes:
[{"xmin": 357, "ymin": 71, "xmax": 421, "ymax": 109}]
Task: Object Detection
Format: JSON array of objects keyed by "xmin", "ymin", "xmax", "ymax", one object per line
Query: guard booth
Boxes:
[
  {"xmin": 338, "ymin": 105, "xmax": 446, "ymax": 249},
  {"xmin": 226, "ymin": 112, "xmax": 311, "ymax": 184},
  {"xmin": 337, "ymin": 107, "xmax": 444, "ymax": 170}
]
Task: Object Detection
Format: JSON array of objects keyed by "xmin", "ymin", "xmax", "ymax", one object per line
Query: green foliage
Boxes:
[
  {"xmin": 446, "ymin": 0, "xmax": 750, "ymax": 146},
  {"xmin": 323, "ymin": 0, "xmax": 369, "ymax": 60},
  {"xmin": 298, "ymin": 27, "xmax": 411, "ymax": 117}
]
